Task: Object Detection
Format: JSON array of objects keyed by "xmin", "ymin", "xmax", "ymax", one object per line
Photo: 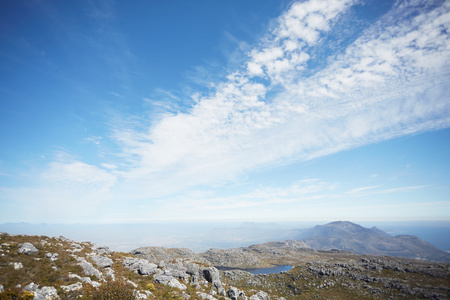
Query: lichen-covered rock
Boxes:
[{"xmin": 18, "ymin": 242, "xmax": 38, "ymax": 255}]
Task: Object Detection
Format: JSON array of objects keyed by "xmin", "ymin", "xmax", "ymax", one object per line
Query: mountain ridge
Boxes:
[{"xmin": 290, "ymin": 221, "xmax": 450, "ymax": 262}]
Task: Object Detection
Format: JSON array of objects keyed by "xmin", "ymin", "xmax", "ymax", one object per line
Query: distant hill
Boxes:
[{"xmin": 292, "ymin": 221, "xmax": 450, "ymax": 262}]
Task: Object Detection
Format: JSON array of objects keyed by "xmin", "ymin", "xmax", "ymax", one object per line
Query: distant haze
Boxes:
[{"xmin": 1, "ymin": 221, "xmax": 449, "ymax": 253}]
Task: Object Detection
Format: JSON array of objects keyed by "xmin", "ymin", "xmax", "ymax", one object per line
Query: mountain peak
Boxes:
[{"xmin": 293, "ymin": 221, "xmax": 450, "ymax": 262}]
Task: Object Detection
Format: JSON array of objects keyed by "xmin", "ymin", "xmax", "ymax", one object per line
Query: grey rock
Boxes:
[
  {"xmin": 0, "ymin": 285, "xmax": 3, "ymax": 293},
  {"xmin": 185, "ymin": 262, "xmax": 200, "ymax": 276},
  {"xmin": 23, "ymin": 282, "xmax": 39, "ymax": 293},
  {"xmin": 249, "ymin": 291, "xmax": 269, "ymax": 300},
  {"xmin": 23, "ymin": 283, "xmax": 58, "ymax": 300},
  {"xmin": 139, "ymin": 263, "xmax": 159, "ymax": 276},
  {"xmin": 202, "ymin": 267, "xmax": 220, "ymax": 283},
  {"xmin": 35, "ymin": 286, "xmax": 59, "ymax": 300},
  {"xmin": 227, "ymin": 286, "xmax": 239, "ymax": 300},
  {"xmin": 123, "ymin": 257, "xmax": 159, "ymax": 275},
  {"xmin": 80, "ymin": 277, "xmax": 101, "ymax": 287},
  {"xmin": 11, "ymin": 262, "xmax": 23, "ymax": 269},
  {"xmin": 202, "ymin": 267, "xmax": 222, "ymax": 290},
  {"xmin": 198, "ymin": 292, "xmax": 217, "ymax": 299},
  {"xmin": 77, "ymin": 258, "xmax": 102, "ymax": 279},
  {"xmin": 93, "ymin": 245, "xmax": 112, "ymax": 254},
  {"xmin": 127, "ymin": 280, "xmax": 138, "ymax": 288},
  {"xmin": 71, "ymin": 243, "xmax": 83, "ymax": 249},
  {"xmin": 154, "ymin": 273, "xmax": 187, "ymax": 290},
  {"xmin": 92, "ymin": 254, "xmax": 113, "ymax": 268},
  {"xmin": 61, "ymin": 282, "xmax": 83, "ymax": 292},
  {"xmin": 18, "ymin": 242, "xmax": 38, "ymax": 255},
  {"xmin": 163, "ymin": 263, "xmax": 190, "ymax": 280}
]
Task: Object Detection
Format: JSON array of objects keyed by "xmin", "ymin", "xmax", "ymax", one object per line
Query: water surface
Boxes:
[{"xmin": 216, "ymin": 265, "xmax": 293, "ymax": 275}]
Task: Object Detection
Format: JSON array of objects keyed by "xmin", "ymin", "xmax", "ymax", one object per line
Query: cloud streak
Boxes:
[{"xmin": 112, "ymin": 0, "xmax": 450, "ymax": 194}]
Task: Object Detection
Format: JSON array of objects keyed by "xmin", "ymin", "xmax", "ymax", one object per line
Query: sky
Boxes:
[{"xmin": 1, "ymin": 0, "xmax": 450, "ymax": 225}]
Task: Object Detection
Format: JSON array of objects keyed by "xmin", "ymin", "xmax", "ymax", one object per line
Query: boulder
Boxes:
[
  {"xmin": 92, "ymin": 254, "xmax": 113, "ymax": 268},
  {"xmin": 18, "ymin": 242, "xmax": 38, "ymax": 255},
  {"xmin": 197, "ymin": 292, "xmax": 217, "ymax": 299},
  {"xmin": 93, "ymin": 245, "xmax": 112, "ymax": 254},
  {"xmin": 23, "ymin": 283, "xmax": 58, "ymax": 300},
  {"xmin": 202, "ymin": 267, "xmax": 222, "ymax": 290},
  {"xmin": 227, "ymin": 286, "xmax": 247, "ymax": 300},
  {"xmin": 77, "ymin": 258, "xmax": 102, "ymax": 279},
  {"xmin": 154, "ymin": 273, "xmax": 187, "ymax": 290},
  {"xmin": 249, "ymin": 291, "xmax": 269, "ymax": 300}
]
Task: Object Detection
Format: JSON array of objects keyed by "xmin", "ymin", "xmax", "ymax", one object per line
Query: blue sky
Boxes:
[{"xmin": 1, "ymin": 0, "xmax": 449, "ymax": 224}]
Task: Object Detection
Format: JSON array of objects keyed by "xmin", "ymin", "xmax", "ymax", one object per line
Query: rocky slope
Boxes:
[{"xmin": 1, "ymin": 231, "xmax": 449, "ymax": 299}]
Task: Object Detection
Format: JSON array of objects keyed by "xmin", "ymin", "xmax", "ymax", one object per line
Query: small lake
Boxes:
[{"xmin": 216, "ymin": 265, "xmax": 293, "ymax": 275}]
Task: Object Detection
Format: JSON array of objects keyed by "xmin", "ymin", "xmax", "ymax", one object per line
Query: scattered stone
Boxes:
[
  {"xmin": 45, "ymin": 253, "xmax": 59, "ymax": 261},
  {"xmin": 127, "ymin": 280, "xmax": 138, "ymax": 288},
  {"xmin": 61, "ymin": 282, "xmax": 83, "ymax": 292},
  {"xmin": 18, "ymin": 242, "xmax": 38, "ymax": 255},
  {"xmin": 10, "ymin": 262, "xmax": 23, "ymax": 270}
]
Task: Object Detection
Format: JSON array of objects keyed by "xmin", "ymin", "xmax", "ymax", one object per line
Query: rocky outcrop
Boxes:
[
  {"xmin": 23, "ymin": 283, "xmax": 58, "ymax": 300},
  {"xmin": 91, "ymin": 254, "xmax": 113, "ymax": 268},
  {"xmin": 123, "ymin": 257, "xmax": 160, "ymax": 275},
  {"xmin": 61, "ymin": 282, "xmax": 83, "ymax": 292},
  {"xmin": 227, "ymin": 286, "xmax": 247, "ymax": 300},
  {"xmin": 153, "ymin": 273, "xmax": 187, "ymax": 290},
  {"xmin": 249, "ymin": 291, "xmax": 269, "ymax": 300},
  {"xmin": 131, "ymin": 246, "xmax": 203, "ymax": 264},
  {"xmin": 76, "ymin": 257, "xmax": 102, "ymax": 279},
  {"xmin": 18, "ymin": 242, "xmax": 38, "ymax": 255}
]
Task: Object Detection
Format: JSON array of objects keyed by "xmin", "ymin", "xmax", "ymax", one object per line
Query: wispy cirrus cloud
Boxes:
[{"xmin": 111, "ymin": 0, "xmax": 450, "ymax": 196}]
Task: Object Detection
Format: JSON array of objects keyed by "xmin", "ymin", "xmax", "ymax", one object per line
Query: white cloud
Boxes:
[
  {"xmin": 110, "ymin": 0, "xmax": 450, "ymax": 202},
  {"xmin": 3, "ymin": 0, "xmax": 450, "ymax": 222}
]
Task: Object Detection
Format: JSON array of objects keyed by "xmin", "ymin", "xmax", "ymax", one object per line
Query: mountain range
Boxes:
[{"xmin": 291, "ymin": 221, "xmax": 450, "ymax": 262}]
